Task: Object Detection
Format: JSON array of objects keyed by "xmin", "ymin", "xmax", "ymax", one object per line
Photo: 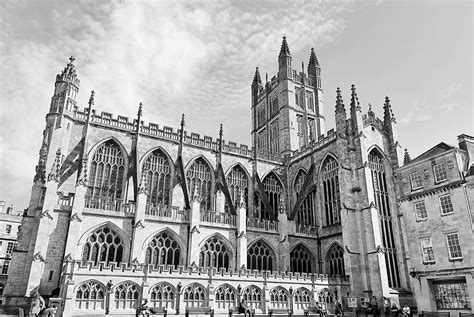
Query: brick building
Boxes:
[
  {"xmin": 4, "ymin": 37, "xmax": 415, "ymax": 316},
  {"xmin": 397, "ymin": 135, "xmax": 474, "ymax": 314}
]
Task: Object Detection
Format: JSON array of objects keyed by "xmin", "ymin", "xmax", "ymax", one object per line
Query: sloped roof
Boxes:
[{"xmin": 410, "ymin": 142, "xmax": 455, "ymax": 163}]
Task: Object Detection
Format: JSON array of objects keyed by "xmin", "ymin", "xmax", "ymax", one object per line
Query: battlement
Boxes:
[
  {"xmin": 256, "ymin": 71, "xmax": 315, "ymax": 103},
  {"xmin": 362, "ymin": 113, "xmax": 385, "ymax": 132},
  {"xmin": 289, "ymin": 129, "xmax": 337, "ymax": 161}
]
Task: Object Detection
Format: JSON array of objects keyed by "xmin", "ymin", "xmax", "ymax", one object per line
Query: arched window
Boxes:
[
  {"xmin": 257, "ymin": 173, "xmax": 283, "ymax": 219},
  {"xmin": 242, "ymin": 286, "xmax": 262, "ymax": 310},
  {"xmin": 294, "ymin": 287, "xmax": 312, "ymax": 310},
  {"xmin": 269, "ymin": 287, "xmax": 289, "ymax": 308},
  {"xmin": 294, "ymin": 170, "xmax": 315, "ymax": 226},
  {"xmin": 225, "ymin": 165, "xmax": 249, "ymax": 213},
  {"xmin": 317, "ymin": 288, "xmax": 335, "ymax": 304},
  {"xmin": 87, "ymin": 140, "xmax": 125, "ymax": 207},
  {"xmin": 321, "ymin": 156, "xmax": 341, "ymax": 226},
  {"xmin": 199, "ymin": 236, "xmax": 231, "ymax": 270},
  {"xmin": 82, "ymin": 226, "xmax": 124, "ymax": 265},
  {"xmin": 368, "ymin": 149, "xmax": 400, "ymax": 288},
  {"xmin": 183, "ymin": 283, "xmax": 206, "ymax": 308},
  {"xmin": 75, "ymin": 281, "xmax": 105, "ymax": 310},
  {"xmin": 326, "ymin": 244, "xmax": 345, "ymax": 276},
  {"xmin": 215, "ymin": 284, "xmax": 237, "ymax": 309},
  {"xmin": 247, "ymin": 240, "xmax": 274, "ymax": 272},
  {"xmin": 150, "ymin": 283, "xmax": 175, "ymax": 309},
  {"xmin": 187, "ymin": 158, "xmax": 213, "ymax": 211},
  {"xmin": 114, "ymin": 282, "xmax": 139, "ymax": 310},
  {"xmin": 291, "ymin": 244, "xmax": 314, "ymax": 274},
  {"xmin": 145, "ymin": 231, "xmax": 181, "ymax": 267},
  {"xmin": 143, "ymin": 149, "xmax": 172, "ymax": 207}
]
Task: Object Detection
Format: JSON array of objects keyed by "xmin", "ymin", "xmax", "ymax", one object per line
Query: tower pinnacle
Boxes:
[
  {"xmin": 383, "ymin": 96, "xmax": 396, "ymax": 124},
  {"xmin": 279, "ymin": 36, "xmax": 291, "ymax": 56},
  {"xmin": 335, "ymin": 87, "xmax": 345, "ymax": 113},
  {"xmin": 350, "ymin": 84, "xmax": 361, "ymax": 112},
  {"xmin": 252, "ymin": 67, "xmax": 262, "ymax": 86},
  {"xmin": 403, "ymin": 148, "xmax": 411, "ymax": 165},
  {"xmin": 308, "ymin": 48, "xmax": 319, "ymax": 67}
]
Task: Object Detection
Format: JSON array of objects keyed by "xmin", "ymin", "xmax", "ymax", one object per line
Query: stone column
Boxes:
[
  {"xmin": 130, "ymin": 188, "xmax": 148, "ymax": 262},
  {"xmin": 188, "ymin": 187, "xmax": 202, "ymax": 266},
  {"xmin": 278, "ymin": 203, "xmax": 290, "ymax": 272},
  {"xmin": 236, "ymin": 200, "xmax": 247, "ymax": 269}
]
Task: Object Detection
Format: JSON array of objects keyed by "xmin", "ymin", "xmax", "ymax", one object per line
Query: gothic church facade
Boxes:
[{"xmin": 4, "ymin": 37, "xmax": 412, "ymax": 316}]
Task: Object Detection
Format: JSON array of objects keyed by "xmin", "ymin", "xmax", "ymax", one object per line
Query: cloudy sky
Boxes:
[{"xmin": 0, "ymin": 0, "xmax": 472, "ymax": 209}]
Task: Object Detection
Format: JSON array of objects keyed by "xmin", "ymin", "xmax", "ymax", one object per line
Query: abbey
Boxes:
[{"xmin": 4, "ymin": 37, "xmax": 413, "ymax": 316}]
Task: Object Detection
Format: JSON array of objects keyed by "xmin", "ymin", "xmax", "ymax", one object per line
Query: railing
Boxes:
[
  {"xmin": 246, "ymin": 217, "xmax": 278, "ymax": 232},
  {"xmin": 145, "ymin": 204, "xmax": 189, "ymax": 222},
  {"xmin": 84, "ymin": 196, "xmax": 135, "ymax": 215},
  {"xmin": 295, "ymin": 224, "xmax": 318, "ymax": 236},
  {"xmin": 200, "ymin": 211, "xmax": 236, "ymax": 227}
]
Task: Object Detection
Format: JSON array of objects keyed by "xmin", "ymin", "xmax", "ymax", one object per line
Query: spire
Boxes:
[
  {"xmin": 383, "ymin": 96, "xmax": 396, "ymax": 125},
  {"xmin": 279, "ymin": 36, "xmax": 291, "ymax": 56},
  {"xmin": 179, "ymin": 113, "xmax": 185, "ymax": 156},
  {"xmin": 252, "ymin": 67, "xmax": 262, "ymax": 86},
  {"xmin": 218, "ymin": 123, "xmax": 223, "ymax": 157},
  {"xmin": 335, "ymin": 87, "xmax": 346, "ymax": 113},
  {"xmin": 136, "ymin": 102, "xmax": 143, "ymax": 133},
  {"xmin": 308, "ymin": 48, "xmax": 319, "ymax": 67},
  {"xmin": 368, "ymin": 103, "xmax": 375, "ymax": 117},
  {"xmin": 403, "ymin": 148, "xmax": 411, "ymax": 165},
  {"xmin": 350, "ymin": 85, "xmax": 360, "ymax": 111},
  {"xmin": 60, "ymin": 56, "xmax": 77, "ymax": 78},
  {"xmin": 88, "ymin": 90, "xmax": 95, "ymax": 108}
]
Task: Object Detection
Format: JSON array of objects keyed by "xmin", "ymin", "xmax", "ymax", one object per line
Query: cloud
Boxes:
[
  {"xmin": 399, "ymin": 98, "xmax": 432, "ymax": 124},
  {"xmin": 439, "ymin": 83, "xmax": 462, "ymax": 112},
  {"xmin": 440, "ymin": 83, "xmax": 462, "ymax": 99}
]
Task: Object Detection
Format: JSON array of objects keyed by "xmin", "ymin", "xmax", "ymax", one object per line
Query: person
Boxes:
[
  {"xmin": 38, "ymin": 304, "xmax": 57, "ymax": 316},
  {"xmin": 390, "ymin": 303, "xmax": 399, "ymax": 317},
  {"xmin": 137, "ymin": 299, "xmax": 150, "ymax": 316},
  {"xmin": 383, "ymin": 297, "xmax": 390, "ymax": 316},
  {"xmin": 30, "ymin": 291, "xmax": 45, "ymax": 316},
  {"xmin": 401, "ymin": 304, "xmax": 410, "ymax": 317},
  {"xmin": 335, "ymin": 300, "xmax": 344, "ymax": 316},
  {"xmin": 370, "ymin": 296, "xmax": 379, "ymax": 316},
  {"xmin": 238, "ymin": 299, "xmax": 251, "ymax": 317}
]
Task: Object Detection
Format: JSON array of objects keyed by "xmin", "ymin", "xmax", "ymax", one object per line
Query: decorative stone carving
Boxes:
[
  {"xmin": 33, "ymin": 251, "xmax": 46, "ymax": 263},
  {"xmin": 34, "ymin": 127, "xmax": 51, "ymax": 183},
  {"xmin": 40, "ymin": 209, "xmax": 53, "ymax": 220},
  {"xmin": 192, "ymin": 182, "xmax": 201, "ymax": 202},
  {"xmin": 76, "ymin": 158, "xmax": 88, "ymax": 187},
  {"xmin": 47, "ymin": 148, "xmax": 62, "ymax": 182}
]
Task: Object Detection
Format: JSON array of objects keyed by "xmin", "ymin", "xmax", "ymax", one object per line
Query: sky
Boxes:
[{"xmin": 0, "ymin": 0, "xmax": 472, "ymax": 210}]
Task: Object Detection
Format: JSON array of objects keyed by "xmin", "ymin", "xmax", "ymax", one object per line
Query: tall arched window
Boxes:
[
  {"xmin": 183, "ymin": 283, "xmax": 206, "ymax": 308},
  {"xmin": 242, "ymin": 286, "xmax": 262, "ymax": 310},
  {"xmin": 215, "ymin": 284, "xmax": 237, "ymax": 309},
  {"xmin": 75, "ymin": 281, "xmax": 105, "ymax": 310},
  {"xmin": 368, "ymin": 149, "xmax": 400, "ymax": 288},
  {"xmin": 114, "ymin": 282, "xmax": 139, "ymax": 310},
  {"xmin": 290, "ymin": 244, "xmax": 314, "ymax": 274},
  {"xmin": 326, "ymin": 244, "xmax": 345, "ymax": 276},
  {"xmin": 257, "ymin": 173, "xmax": 283, "ymax": 219},
  {"xmin": 143, "ymin": 149, "xmax": 172, "ymax": 207},
  {"xmin": 225, "ymin": 165, "xmax": 249, "ymax": 213},
  {"xmin": 87, "ymin": 140, "xmax": 125, "ymax": 206},
  {"xmin": 294, "ymin": 170, "xmax": 315, "ymax": 225},
  {"xmin": 82, "ymin": 226, "xmax": 124, "ymax": 265},
  {"xmin": 199, "ymin": 236, "xmax": 231, "ymax": 270},
  {"xmin": 294, "ymin": 287, "xmax": 312, "ymax": 310},
  {"xmin": 247, "ymin": 240, "xmax": 274, "ymax": 272},
  {"xmin": 187, "ymin": 158, "xmax": 213, "ymax": 211},
  {"xmin": 150, "ymin": 283, "xmax": 175, "ymax": 309},
  {"xmin": 145, "ymin": 231, "xmax": 181, "ymax": 267},
  {"xmin": 321, "ymin": 156, "xmax": 341, "ymax": 226},
  {"xmin": 269, "ymin": 287, "xmax": 289, "ymax": 308}
]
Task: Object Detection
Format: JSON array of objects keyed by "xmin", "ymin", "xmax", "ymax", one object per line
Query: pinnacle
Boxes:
[
  {"xmin": 181, "ymin": 113, "xmax": 185, "ymax": 129},
  {"xmin": 383, "ymin": 96, "xmax": 396, "ymax": 124},
  {"xmin": 308, "ymin": 47, "xmax": 319, "ymax": 67},
  {"xmin": 350, "ymin": 84, "xmax": 360, "ymax": 111},
  {"xmin": 219, "ymin": 123, "xmax": 223, "ymax": 139},
  {"xmin": 336, "ymin": 87, "xmax": 345, "ymax": 113},
  {"xmin": 88, "ymin": 90, "xmax": 95, "ymax": 107},
  {"xmin": 403, "ymin": 148, "xmax": 411, "ymax": 165},
  {"xmin": 279, "ymin": 36, "xmax": 291, "ymax": 56},
  {"xmin": 252, "ymin": 67, "xmax": 262, "ymax": 85},
  {"xmin": 138, "ymin": 102, "xmax": 143, "ymax": 118}
]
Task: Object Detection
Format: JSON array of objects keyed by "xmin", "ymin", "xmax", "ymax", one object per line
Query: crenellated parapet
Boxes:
[{"xmin": 289, "ymin": 129, "xmax": 336, "ymax": 161}]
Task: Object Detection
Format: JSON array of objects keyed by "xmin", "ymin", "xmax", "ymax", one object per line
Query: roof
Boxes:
[{"xmin": 410, "ymin": 142, "xmax": 455, "ymax": 164}]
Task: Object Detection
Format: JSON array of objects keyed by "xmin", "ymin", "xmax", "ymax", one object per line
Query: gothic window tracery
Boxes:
[
  {"xmin": 214, "ymin": 284, "xmax": 237, "ymax": 309},
  {"xmin": 294, "ymin": 287, "xmax": 312, "ymax": 310},
  {"xmin": 241, "ymin": 286, "xmax": 262, "ymax": 310},
  {"xmin": 199, "ymin": 236, "xmax": 231, "ymax": 270},
  {"xmin": 294, "ymin": 170, "xmax": 315, "ymax": 226},
  {"xmin": 81, "ymin": 226, "xmax": 124, "ymax": 265},
  {"xmin": 225, "ymin": 165, "xmax": 249, "ymax": 212},
  {"xmin": 257, "ymin": 173, "xmax": 283, "ymax": 219},
  {"xmin": 150, "ymin": 283, "xmax": 175, "ymax": 309},
  {"xmin": 143, "ymin": 149, "xmax": 171, "ymax": 207},
  {"xmin": 290, "ymin": 244, "xmax": 314, "ymax": 274},
  {"xmin": 183, "ymin": 283, "xmax": 207, "ymax": 308},
  {"xmin": 187, "ymin": 158, "xmax": 213, "ymax": 211},
  {"xmin": 114, "ymin": 282, "xmax": 140, "ymax": 310},
  {"xmin": 326, "ymin": 244, "xmax": 345, "ymax": 276},
  {"xmin": 321, "ymin": 156, "xmax": 341, "ymax": 226},
  {"xmin": 145, "ymin": 231, "xmax": 181, "ymax": 267},
  {"xmin": 269, "ymin": 287, "xmax": 289, "ymax": 308},
  {"xmin": 75, "ymin": 281, "xmax": 105, "ymax": 310},
  {"xmin": 247, "ymin": 240, "xmax": 274, "ymax": 272}
]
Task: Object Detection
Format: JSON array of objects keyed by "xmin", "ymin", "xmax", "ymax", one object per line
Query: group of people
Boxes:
[
  {"xmin": 30, "ymin": 292, "xmax": 58, "ymax": 316},
  {"xmin": 368, "ymin": 296, "xmax": 411, "ymax": 317}
]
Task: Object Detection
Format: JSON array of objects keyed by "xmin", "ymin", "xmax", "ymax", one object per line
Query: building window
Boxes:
[
  {"xmin": 439, "ymin": 195, "xmax": 454, "ymax": 215},
  {"xmin": 297, "ymin": 115, "xmax": 305, "ymax": 148},
  {"xmin": 307, "ymin": 93, "xmax": 314, "ymax": 111},
  {"xmin": 241, "ymin": 286, "xmax": 262, "ymax": 310},
  {"xmin": 433, "ymin": 163, "xmax": 448, "ymax": 183},
  {"xmin": 114, "ymin": 282, "xmax": 140, "ymax": 310},
  {"xmin": 145, "ymin": 231, "xmax": 181, "ymax": 267},
  {"xmin": 433, "ymin": 280, "xmax": 471, "ymax": 310},
  {"xmin": 446, "ymin": 233, "xmax": 463, "ymax": 260},
  {"xmin": 5, "ymin": 242, "xmax": 14, "ymax": 256},
  {"xmin": 75, "ymin": 281, "xmax": 105, "ymax": 310},
  {"xmin": 294, "ymin": 287, "xmax": 312, "ymax": 310},
  {"xmin": 308, "ymin": 118, "xmax": 316, "ymax": 141},
  {"xmin": 294, "ymin": 171, "xmax": 315, "ymax": 226},
  {"xmin": 410, "ymin": 171, "xmax": 423, "ymax": 190},
  {"xmin": 247, "ymin": 240, "xmax": 274, "ymax": 272},
  {"xmin": 326, "ymin": 244, "xmax": 345, "ymax": 276},
  {"xmin": 187, "ymin": 158, "xmax": 213, "ymax": 211},
  {"xmin": 295, "ymin": 88, "xmax": 301, "ymax": 106},
  {"xmin": 321, "ymin": 156, "xmax": 341, "ymax": 226},
  {"xmin": 414, "ymin": 201, "xmax": 427, "ymax": 220},
  {"xmin": 225, "ymin": 165, "xmax": 249, "ymax": 213},
  {"xmin": 290, "ymin": 244, "xmax": 314, "ymax": 274},
  {"xmin": 81, "ymin": 226, "xmax": 124, "ymax": 265},
  {"xmin": 143, "ymin": 149, "xmax": 171, "ymax": 208},
  {"xmin": 257, "ymin": 173, "xmax": 283, "ymax": 220},
  {"xmin": 1, "ymin": 261, "xmax": 9, "ymax": 274},
  {"xmin": 420, "ymin": 237, "xmax": 435, "ymax": 263},
  {"xmin": 269, "ymin": 287, "xmax": 289, "ymax": 308},
  {"xmin": 150, "ymin": 283, "xmax": 175, "ymax": 309},
  {"xmin": 48, "ymin": 270, "xmax": 54, "ymax": 281},
  {"xmin": 5, "ymin": 225, "xmax": 12, "ymax": 234},
  {"xmin": 199, "ymin": 236, "xmax": 231, "ymax": 270},
  {"xmin": 214, "ymin": 284, "xmax": 236, "ymax": 309},
  {"xmin": 183, "ymin": 283, "xmax": 206, "ymax": 308}
]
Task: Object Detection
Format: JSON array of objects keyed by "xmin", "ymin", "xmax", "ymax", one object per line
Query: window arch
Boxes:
[
  {"xmin": 114, "ymin": 282, "xmax": 140, "ymax": 310},
  {"xmin": 247, "ymin": 240, "xmax": 274, "ymax": 272},
  {"xmin": 326, "ymin": 244, "xmax": 345, "ymax": 276},
  {"xmin": 269, "ymin": 287, "xmax": 289, "ymax": 308},
  {"xmin": 294, "ymin": 287, "xmax": 312, "ymax": 310},
  {"xmin": 241, "ymin": 285, "xmax": 262, "ymax": 310},
  {"xmin": 225, "ymin": 165, "xmax": 249, "ymax": 213},
  {"xmin": 150, "ymin": 282, "xmax": 175, "ymax": 309},
  {"xmin": 368, "ymin": 149, "xmax": 400, "ymax": 288},
  {"xmin": 187, "ymin": 157, "xmax": 213, "ymax": 211},
  {"xmin": 317, "ymin": 288, "xmax": 335, "ymax": 304},
  {"xmin": 183, "ymin": 283, "xmax": 207, "ymax": 308},
  {"xmin": 143, "ymin": 149, "xmax": 172, "ymax": 207},
  {"xmin": 290, "ymin": 244, "xmax": 314, "ymax": 274},
  {"xmin": 321, "ymin": 156, "xmax": 341, "ymax": 226},
  {"xmin": 75, "ymin": 281, "xmax": 105, "ymax": 310},
  {"xmin": 257, "ymin": 173, "xmax": 283, "ymax": 219},
  {"xmin": 145, "ymin": 231, "xmax": 181, "ymax": 267},
  {"xmin": 87, "ymin": 140, "xmax": 126, "ymax": 207},
  {"xmin": 82, "ymin": 226, "xmax": 124, "ymax": 265},
  {"xmin": 294, "ymin": 170, "xmax": 315, "ymax": 226},
  {"xmin": 199, "ymin": 236, "xmax": 231, "ymax": 270},
  {"xmin": 215, "ymin": 284, "xmax": 237, "ymax": 309}
]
